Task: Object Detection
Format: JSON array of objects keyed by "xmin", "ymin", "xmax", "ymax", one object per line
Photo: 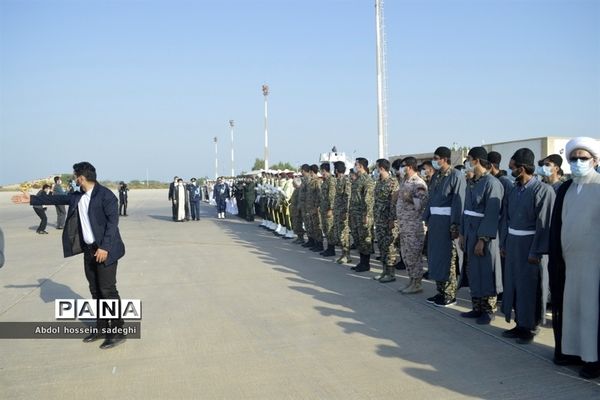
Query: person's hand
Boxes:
[
  {"xmin": 327, "ymin": 210, "xmax": 333, "ymax": 218},
  {"xmin": 11, "ymin": 192, "xmax": 30, "ymax": 204},
  {"xmin": 95, "ymin": 248, "xmax": 109, "ymax": 263},
  {"xmin": 389, "ymin": 221, "xmax": 395, "ymax": 230},
  {"xmin": 474, "ymin": 239, "xmax": 486, "ymax": 257},
  {"xmin": 458, "ymin": 235, "xmax": 465, "ymax": 252},
  {"xmin": 363, "ymin": 216, "xmax": 369, "ymax": 226},
  {"xmin": 528, "ymin": 255, "xmax": 541, "ymax": 265}
]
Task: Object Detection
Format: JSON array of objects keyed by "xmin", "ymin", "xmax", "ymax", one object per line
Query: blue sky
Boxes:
[{"xmin": 1, "ymin": 0, "xmax": 598, "ymax": 184}]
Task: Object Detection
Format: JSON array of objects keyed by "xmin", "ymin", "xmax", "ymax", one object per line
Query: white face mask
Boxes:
[
  {"xmin": 534, "ymin": 165, "xmax": 544, "ymax": 176},
  {"xmin": 570, "ymin": 159, "xmax": 594, "ymax": 177},
  {"xmin": 464, "ymin": 161, "xmax": 474, "ymax": 172},
  {"xmin": 539, "ymin": 165, "xmax": 553, "ymax": 177},
  {"xmin": 398, "ymin": 167, "xmax": 407, "ymax": 179},
  {"xmin": 420, "ymin": 170, "xmax": 428, "ymax": 178}
]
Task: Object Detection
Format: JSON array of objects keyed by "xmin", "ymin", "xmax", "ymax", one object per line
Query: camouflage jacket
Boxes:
[
  {"xmin": 397, "ymin": 173, "xmax": 429, "ymax": 220},
  {"xmin": 374, "ymin": 175, "xmax": 399, "ymax": 224},
  {"xmin": 334, "ymin": 175, "xmax": 351, "ymax": 216},
  {"xmin": 307, "ymin": 175, "xmax": 322, "ymax": 212},
  {"xmin": 320, "ymin": 175, "xmax": 337, "ymax": 212},
  {"xmin": 350, "ymin": 172, "xmax": 375, "ymax": 219}
]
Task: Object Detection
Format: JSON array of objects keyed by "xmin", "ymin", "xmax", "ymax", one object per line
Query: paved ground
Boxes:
[{"xmin": 0, "ymin": 189, "xmax": 598, "ymax": 399}]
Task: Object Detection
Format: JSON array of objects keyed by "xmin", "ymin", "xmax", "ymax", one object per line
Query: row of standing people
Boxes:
[{"xmin": 247, "ymin": 137, "xmax": 600, "ymax": 379}]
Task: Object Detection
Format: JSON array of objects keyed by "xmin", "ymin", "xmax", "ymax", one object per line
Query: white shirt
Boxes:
[{"xmin": 78, "ymin": 186, "xmax": 96, "ymax": 245}]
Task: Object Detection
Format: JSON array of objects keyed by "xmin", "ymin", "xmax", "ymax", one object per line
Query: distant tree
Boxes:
[
  {"xmin": 251, "ymin": 158, "xmax": 265, "ymax": 170},
  {"xmin": 270, "ymin": 161, "xmax": 296, "ymax": 171}
]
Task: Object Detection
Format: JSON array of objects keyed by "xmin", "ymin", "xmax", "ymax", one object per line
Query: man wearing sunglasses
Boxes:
[{"xmin": 549, "ymin": 137, "xmax": 600, "ymax": 379}]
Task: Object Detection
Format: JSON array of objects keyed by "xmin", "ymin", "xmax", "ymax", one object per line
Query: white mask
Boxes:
[
  {"xmin": 464, "ymin": 161, "xmax": 474, "ymax": 172},
  {"xmin": 420, "ymin": 170, "xmax": 428, "ymax": 178}
]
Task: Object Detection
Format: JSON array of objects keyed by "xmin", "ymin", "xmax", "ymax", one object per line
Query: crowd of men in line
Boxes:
[{"xmin": 227, "ymin": 137, "xmax": 600, "ymax": 380}]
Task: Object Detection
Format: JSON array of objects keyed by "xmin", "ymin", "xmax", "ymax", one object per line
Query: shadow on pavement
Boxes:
[
  {"xmin": 5, "ymin": 278, "xmax": 84, "ymax": 303},
  {"xmin": 213, "ymin": 214, "xmax": 599, "ymax": 399}
]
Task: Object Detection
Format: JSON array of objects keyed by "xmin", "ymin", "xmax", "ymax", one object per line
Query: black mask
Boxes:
[{"xmin": 511, "ymin": 168, "xmax": 521, "ymax": 178}]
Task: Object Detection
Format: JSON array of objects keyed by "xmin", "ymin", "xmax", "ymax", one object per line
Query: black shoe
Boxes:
[
  {"xmin": 99, "ymin": 334, "xmax": 127, "ymax": 349},
  {"xmin": 320, "ymin": 246, "xmax": 336, "ymax": 257},
  {"xmin": 37, "ymin": 230, "xmax": 49, "ymax": 234},
  {"xmin": 580, "ymin": 362, "xmax": 600, "ymax": 379},
  {"xmin": 516, "ymin": 331, "xmax": 535, "ymax": 344},
  {"xmin": 311, "ymin": 242, "xmax": 324, "ymax": 252},
  {"xmin": 423, "ymin": 271, "xmax": 430, "ymax": 280},
  {"xmin": 476, "ymin": 313, "xmax": 495, "ymax": 325},
  {"xmin": 56, "ymin": 227, "xmax": 64, "ymax": 230},
  {"xmin": 354, "ymin": 265, "xmax": 371, "ymax": 272},
  {"xmin": 553, "ymin": 353, "xmax": 583, "ymax": 366},
  {"xmin": 426, "ymin": 294, "xmax": 442, "ymax": 304},
  {"xmin": 82, "ymin": 333, "xmax": 103, "ymax": 343},
  {"xmin": 354, "ymin": 254, "xmax": 371, "ymax": 272},
  {"xmin": 460, "ymin": 310, "xmax": 482, "ymax": 319},
  {"xmin": 302, "ymin": 239, "xmax": 315, "ymax": 248},
  {"xmin": 502, "ymin": 326, "xmax": 523, "ymax": 339},
  {"xmin": 434, "ymin": 297, "xmax": 456, "ymax": 307}
]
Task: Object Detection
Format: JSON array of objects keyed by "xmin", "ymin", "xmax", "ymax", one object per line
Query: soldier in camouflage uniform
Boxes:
[
  {"xmin": 349, "ymin": 158, "xmax": 375, "ymax": 272},
  {"xmin": 299, "ymin": 164, "xmax": 314, "ymax": 247},
  {"xmin": 372, "ymin": 159, "xmax": 399, "ymax": 283},
  {"xmin": 396, "ymin": 157, "xmax": 429, "ymax": 294},
  {"xmin": 319, "ymin": 163, "xmax": 337, "ymax": 257},
  {"xmin": 306, "ymin": 164, "xmax": 323, "ymax": 252},
  {"xmin": 290, "ymin": 176, "xmax": 304, "ymax": 242},
  {"xmin": 333, "ymin": 162, "xmax": 352, "ymax": 264}
]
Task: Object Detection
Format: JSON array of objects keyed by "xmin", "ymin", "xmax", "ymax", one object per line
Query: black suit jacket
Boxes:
[{"xmin": 30, "ymin": 183, "xmax": 126, "ymax": 265}]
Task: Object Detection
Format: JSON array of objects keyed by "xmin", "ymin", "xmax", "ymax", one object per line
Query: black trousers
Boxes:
[
  {"xmin": 171, "ymin": 200, "xmax": 177, "ymax": 220},
  {"xmin": 83, "ymin": 245, "xmax": 123, "ymax": 333},
  {"xmin": 119, "ymin": 200, "xmax": 127, "ymax": 216},
  {"xmin": 34, "ymin": 208, "xmax": 47, "ymax": 232}
]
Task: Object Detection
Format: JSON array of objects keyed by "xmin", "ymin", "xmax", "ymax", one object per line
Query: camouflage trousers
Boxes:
[
  {"xmin": 334, "ymin": 213, "xmax": 350, "ymax": 251},
  {"xmin": 375, "ymin": 222, "xmax": 398, "ymax": 271},
  {"xmin": 306, "ymin": 211, "xmax": 322, "ymax": 242},
  {"xmin": 472, "ymin": 296, "xmax": 497, "ymax": 314},
  {"xmin": 398, "ymin": 219, "xmax": 427, "ymax": 279},
  {"xmin": 291, "ymin": 206, "xmax": 305, "ymax": 236},
  {"xmin": 349, "ymin": 212, "xmax": 373, "ymax": 255},
  {"xmin": 436, "ymin": 243, "xmax": 458, "ymax": 301},
  {"xmin": 320, "ymin": 211, "xmax": 335, "ymax": 246}
]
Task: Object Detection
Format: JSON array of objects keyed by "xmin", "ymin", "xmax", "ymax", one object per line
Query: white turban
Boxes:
[{"xmin": 565, "ymin": 137, "xmax": 599, "ymax": 159}]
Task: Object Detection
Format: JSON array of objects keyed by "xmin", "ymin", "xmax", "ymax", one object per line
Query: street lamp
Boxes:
[
  {"xmin": 229, "ymin": 120, "xmax": 235, "ymax": 177},
  {"xmin": 262, "ymin": 84, "xmax": 269, "ymax": 171},
  {"xmin": 214, "ymin": 136, "xmax": 218, "ymax": 179},
  {"xmin": 375, "ymin": 0, "xmax": 387, "ymax": 158}
]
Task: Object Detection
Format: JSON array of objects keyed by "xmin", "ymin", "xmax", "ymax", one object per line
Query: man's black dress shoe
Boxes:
[
  {"xmin": 99, "ymin": 334, "xmax": 127, "ymax": 349},
  {"xmin": 83, "ymin": 333, "xmax": 103, "ymax": 343}
]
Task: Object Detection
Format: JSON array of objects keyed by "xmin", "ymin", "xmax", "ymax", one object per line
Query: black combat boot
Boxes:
[
  {"xmin": 354, "ymin": 254, "xmax": 371, "ymax": 272},
  {"xmin": 311, "ymin": 241, "xmax": 324, "ymax": 252},
  {"xmin": 320, "ymin": 245, "xmax": 336, "ymax": 257},
  {"xmin": 302, "ymin": 238, "xmax": 315, "ymax": 248}
]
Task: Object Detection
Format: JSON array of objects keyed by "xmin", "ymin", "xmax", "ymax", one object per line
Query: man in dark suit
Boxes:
[
  {"xmin": 13, "ymin": 162, "xmax": 127, "ymax": 349},
  {"xmin": 168, "ymin": 176, "xmax": 178, "ymax": 221}
]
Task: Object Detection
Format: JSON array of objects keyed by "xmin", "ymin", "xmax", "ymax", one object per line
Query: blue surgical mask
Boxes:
[
  {"xmin": 539, "ymin": 165, "xmax": 553, "ymax": 177},
  {"xmin": 464, "ymin": 161, "xmax": 474, "ymax": 172},
  {"xmin": 596, "ymin": 165, "xmax": 600, "ymax": 173},
  {"xmin": 432, "ymin": 160, "xmax": 441, "ymax": 170},
  {"xmin": 570, "ymin": 159, "xmax": 594, "ymax": 177},
  {"xmin": 535, "ymin": 165, "xmax": 544, "ymax": 176}
]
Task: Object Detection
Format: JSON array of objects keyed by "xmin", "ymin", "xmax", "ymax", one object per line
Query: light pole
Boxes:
[
  {"xmin": 214, "ymin": 136, "xmax": 218, "ymax": 179},
  {"xmin": 262, "ymin": 84, "xmax": 269, "ymax": 170},
  {"xmin": 375, "ymin": 0, "xmax": 387, "ymax": 158},
  {"xmin": 229, "ymin": 120, "xmax": 235, "ymax": 177}
]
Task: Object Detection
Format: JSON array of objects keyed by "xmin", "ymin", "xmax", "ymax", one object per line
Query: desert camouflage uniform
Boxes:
[
  {"xmin": 397, "ymin": 174, "xmax": 429, "ymax": 279},
  {"xmin": 349, "ymin": 171, "xmax": 375, "ymax": 255},
  {"xmin": 299, "ymin": 176, "xmax": 310, "ymax": 236},
  {"xmin": 320, "ymin": 174, "xmax": 337, "ymax": 246},
  {"xmin": 374, "ymin": 175, "xmax": 399, "ymax": 276}
]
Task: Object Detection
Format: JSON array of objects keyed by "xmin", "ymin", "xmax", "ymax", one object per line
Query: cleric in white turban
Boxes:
[{"xmin": 549, "ymin": 136, "xmax": 600, "ymax": 379}]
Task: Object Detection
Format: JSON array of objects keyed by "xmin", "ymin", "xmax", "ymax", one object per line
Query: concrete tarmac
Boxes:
[{"xmin": 0, "ymin": 189, "xmax": 598, "ymax": 399}]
